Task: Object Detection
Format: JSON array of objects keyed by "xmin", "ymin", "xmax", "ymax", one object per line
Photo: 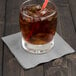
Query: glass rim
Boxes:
[{"xmin": 20, "ymin": 0, "xmax": 57, "ymax": 21}]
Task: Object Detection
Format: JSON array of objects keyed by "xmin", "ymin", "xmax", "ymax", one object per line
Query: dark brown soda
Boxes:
[{"xmin": 19, "ymin": 5, "xmax": 57, "ymax": 45}]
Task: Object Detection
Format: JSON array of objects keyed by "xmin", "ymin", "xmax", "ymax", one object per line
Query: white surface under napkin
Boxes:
[{"xmin": 2, "ymin": 32, "xmax": 75, "ymax": 69}]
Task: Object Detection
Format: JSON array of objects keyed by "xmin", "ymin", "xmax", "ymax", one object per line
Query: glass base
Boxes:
[{"xmin": 22, "ymin": 38, "xmax": 54, "ymax": 54}]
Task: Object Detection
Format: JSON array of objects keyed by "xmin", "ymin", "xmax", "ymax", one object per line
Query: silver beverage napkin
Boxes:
[{"xmin": 2, "ymin": 32, "xmax": 75, "ymax": 69}]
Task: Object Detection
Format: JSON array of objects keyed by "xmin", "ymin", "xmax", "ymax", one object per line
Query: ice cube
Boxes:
[
  {"xmin": 28, "ymin": 11, "xmax": 33, "ymax": 15},
  {"xmin": 35, "ymin": 5, "xmax": 41, "ymax": 10},
  {"xmin": 33, "ymin": 14, "xmax": 38, "ymax": 17},
  {"xmin": 31, "ymin": 5, "xmax": 37, "ymax": 13},
  {"xmin": 33, "ymin": 17, "xmax": 40, "ymax": 22},
  {"xmin": 40, "ymin": 8, "xmax": 48, "ymax": 15},
  {"xmin": 48, "ymin": 16, "xmax": 53, "ymax": 21}
]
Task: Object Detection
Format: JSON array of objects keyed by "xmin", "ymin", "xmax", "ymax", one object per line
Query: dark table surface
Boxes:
[{"xmin": 0, "ymin": 0, "xmax": 76, "ymax": 76}]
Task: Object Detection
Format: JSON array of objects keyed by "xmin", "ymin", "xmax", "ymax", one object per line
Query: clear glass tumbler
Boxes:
[{"xmin": 19, "ymin": 0, "xmax": 57, "ymax": 54}]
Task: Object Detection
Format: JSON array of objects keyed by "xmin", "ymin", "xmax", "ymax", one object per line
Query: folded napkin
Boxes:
[{"xmin": 2, "ymin": 32, "xmax": 75, "ymax": 69}]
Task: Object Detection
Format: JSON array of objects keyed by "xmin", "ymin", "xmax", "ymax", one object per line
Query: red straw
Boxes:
[
  {"xmin": 26, "ymin": 0, "xmax": 49, "ymax": 41},
  {"xmin": 41, "ymin": 0, "xmax": 49, "ymax": 10}
]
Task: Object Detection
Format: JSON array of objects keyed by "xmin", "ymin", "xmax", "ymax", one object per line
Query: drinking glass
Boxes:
[{"xmin": 19, "ymin": 0, "xmax": 57, "ymax": 54}]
